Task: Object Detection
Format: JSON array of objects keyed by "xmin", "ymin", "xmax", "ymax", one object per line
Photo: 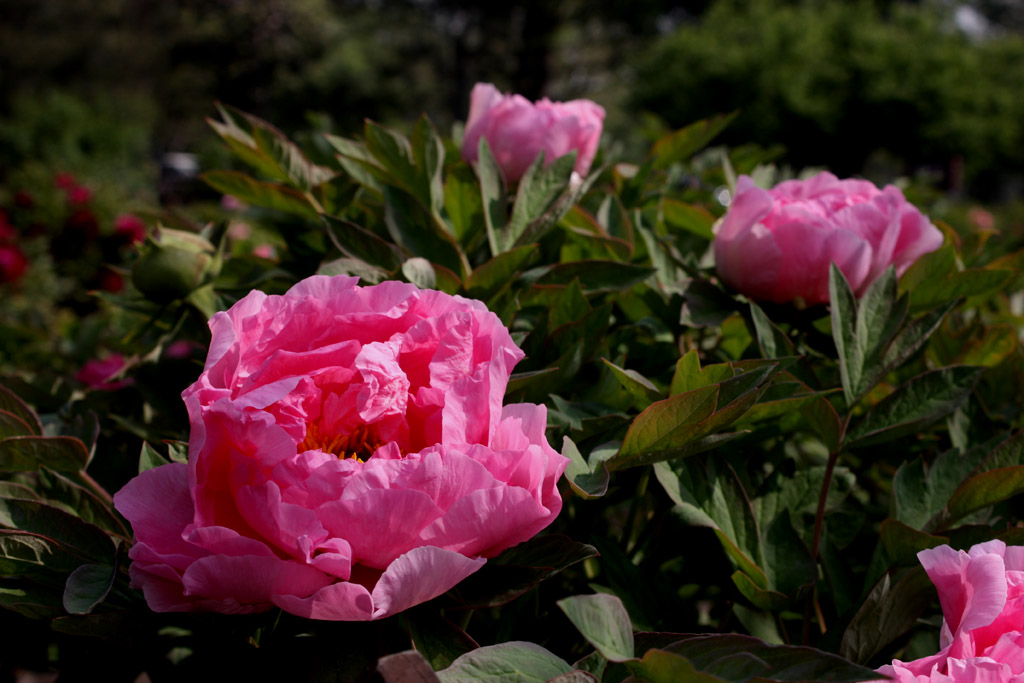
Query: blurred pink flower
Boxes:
[
  {"xmin": 75, "ymin": 354, "xmax": 131, "ymax": 390},
  {"xmin": 54, "ymin": 172, "xmax": 77, "ymax": 189},
  {"xmin": 251, "ymin": 244, "xmax": 276, "ymax": 260},
  {"xmin": 114, "ymin": 276, "xmax": 567, "ymax": 620},
  {"xmin": 877, "ymin": 540, "xmax": 1024, "ymax": 682},
  {"xmin": 968, "ymin": 207, "xmax": 995, "ymax": 232},
  {"xmin": 220, "ymin": 195, "xmax": 245, "ymax": 211},
  {"xmin": 65, "ymin": 185, "xmax": 92, "ymax": 205},
  {"xmin": 461, "ymin": 82, "xmax": 605, "ymax": 184},
  {"xmin": 0, "ymin": 245, "xmax": 28, "ymax": 284},
  {"xmin": 714, "ymin": 172, "xmax": 943, "ymax": 306},
  {"xmin": 114, "ymin": 214, "xmax": 146, "ymax": 245}
]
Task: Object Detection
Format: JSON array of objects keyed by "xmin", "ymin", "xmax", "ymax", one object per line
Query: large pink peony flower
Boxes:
[
  {"xmin": 713, "ymin": 172, "xmax": 943, "ymax": 306},
  {"xmin": 877, "ymin": 540, "xmax": 1024, "ymax": 682},
  {"xmin": 114, "ymin": 276, "xmax": 567, "ymax": 620},
  {"xmin": 460, "ymin": 82, "xmax": 605, "ymax": 184}
]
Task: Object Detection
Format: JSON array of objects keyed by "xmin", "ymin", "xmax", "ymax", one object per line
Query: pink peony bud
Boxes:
[
  {"xmin": 114, "ymin": 276, "xmax": 568, "ymax": 620},
  {"xmin": 876, "ymin": 540, "xmax": 1024, "ymax": 682},
  {"xmin": 460, "ymin": 82, "xmax": 605, "ymax": 184},
  {"xmin": 713, "ymin": 172, "xmax": 943, "ymax": 306}
]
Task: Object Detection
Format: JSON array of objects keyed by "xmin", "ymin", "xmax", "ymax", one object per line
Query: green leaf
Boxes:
[
  {"xmin": 879, "ymin": 519, "xmax": 948, "ymax": 565},
  {"xmin": 670, "ymin": 351, "xmax": 734, "ymax": 396},
  {"xmin": 33, "ymin": 470, "xmax": 129, "ymax": 539},
  {"xmin": 436, "ymin": 642, "xmax": 573, "ymax": 683},
  {"xmin": 410, "ymin": 114, "xmax": 446, "ymax": 217},
  {"xmin": 548, "ymin": 279, "xmax": 591, "ymax": 331},
  {"xmin": 562, "ymin": 437, "xmax": 611, "ymax": 499},
  {"xmin": 627, "ymin": 649, "xmax": 723, "ymax": 683},
  {"xmin": 383, "ymin": 186, "xmax": 467, "ymax": 276},
  {"xmin": 761, "ymin": 509, "xmax": 816, "ymax": 598},
  {"xmin": 503, "ymin": 151, "xmax": 576, "ymax": 247},
  {"xmin": 660, "ymin": 198, "xmax": 716, "ymax": 240},
  {"xmin": 452, "ymin": 534, "xmax": 598, "ymax": 609},
  {"xmin": 0, "ymin": 532, "xmax": 86, "ymax": 575},
  {"xmin": 464, "ymin": 245, "xmax": 537, "ymax": 302},
  {"xmin": 909, "ymin": 269, "xmax": 1013, "ymax": 312},
  {"xmin": 649, "ymin": 112, "xmax": 738, "ymax": 169},
  {"xmin": 0, "ymin": 436, "xmax": 90, "ymax": 472},
  {"xmin": 0, "ymin": 385, "xmax": 41, "ymax": 435},
  {"xmin": 323, "ymin": 214, "xmax": 405, "ymax": 271},
  {"xmin": 0, "ymin": 410, "xmax": 33, "ymax": 439},
  {"xmin": 201, "ymin": 171, "xmax": 318, "ymax": 218},
  {"xmin": 840, "ymin": 567, "xmax": 935, "ymax": 664},
  {"xmin": 946, "ymin": 465, "xmax": 1024, "ymax": 529},
  {"xmin": 444, "ymin": 163, "xmax": 486, "ymax": 248},
  {"xmin": 0, "ymin": 581, "xmax": 64, "ymax": 619},
  {"xmin": 846, "ymin": 366, "xmax": 984, "ymax": 448},
  {"xmin": 680, "ymin": 278, "xmax": 739, "ymax": 328},
  {"xmin": 617, "ymin": 385, "xmax": 719, "ymax": 461},
  {"xmin": 402, "ymin": 257, "xmax": 438, "ymax": 290},
  {"xmin": 651, "ymin": 633, "xmax": 880, "ymax": 682},
  {"xmin": 402, "ymin": 609, "xmax": 478, "ymax": 672},
  {"xmin": 829, "ymin": 264, "xmax": 860, "ymax": 405},
  {"xmin": 536, "ymin": 261, "xmax": 655, "ymax": 292},
  {"xmin": 139, "ymin": 441, "xmax": 170, "ymax": 474},
  {"xmin": 63, "ymin": 562, "xmax": 116, "ymax": 615},
  {"xmin": 476, "ymin": 138, "xmax": 508, "ymax": 256},
  {"xmin": 0, "ymin": 499, "xmax": 114, "ymax": 564},
  {"xmin": 558, "ymin": 594, "xmax": 635, "ymax": 662},
  {"xmin": 601, "ymin": 359, "xmax": 662, "ymax": 410}
]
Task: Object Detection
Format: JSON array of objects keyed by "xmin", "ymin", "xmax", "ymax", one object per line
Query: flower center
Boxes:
[{"xmin": 299, "ymin": 422, "xmax": 381, "ymax": 461}]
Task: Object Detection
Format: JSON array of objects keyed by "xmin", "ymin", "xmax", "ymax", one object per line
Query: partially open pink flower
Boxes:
[
  {"xmin": 876, "ymin": 540, "xmax": 1024, "ymax": 682},
  {"xmin": 461, "ymin": 82, "xmax": 605, "ymax": 184},
  {"xmin": 115, "ymin": 276, "xmax": 567, "ymax": 620},
  {"xmin": 714, "ymin": 172, "xmax": 943, "ymax": 306}
]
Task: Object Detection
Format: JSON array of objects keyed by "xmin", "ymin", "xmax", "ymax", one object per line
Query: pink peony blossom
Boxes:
[
  {"xmin": 876, "ymin": 540, "xmax": 1024, "ymax": 682},
  {"xmin": 461, "ymin": 82, "xmax": 605, "ymax": 184},
  {"xmin": 713, "ymin": 172, "xmax": 943, "ymax": 306},
  {"xmin": 114, "ymin": 276, "xmax": 567, "ymax": 620}
]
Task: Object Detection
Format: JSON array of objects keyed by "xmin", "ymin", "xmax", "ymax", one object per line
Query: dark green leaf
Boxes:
[
  {"xmin": 0, "ymin": 499, "xmax": 114, "ymax": 563},
  {"xmin": 536, "ymin": 261, "xmax": 655, "ymax": 292},
  {"xmin": 879, "ymin": 519, "xmax": 948, "ymax": 565},
  {"xmin": 323, "ymin": 214, "xmax": 405, "ymax": 271},
  {"xmin": 846, "ymin": 366, "xmax": 984, "ymax": 448},
  {"xmin": 201, "ymin": 171, "xmax": 318, "ymax": 218},
  {"xmin": 0, "ymin": 410, "xmax": 33, "ymax": 439},
  {"xmin": 0, "ymin": 385, "xmax": 41, "ymax": 435},
  {"xmin": 402, "ymin": 609, "xmax": 478, "ymax": 672},
  {"xmin": 617, "ymin": 385, "xmax": 719, "ymax": 462},
  {"xmin": 840, "ymin": 568, "xmax": 935, "ymax": 664},
  {"xmin": 62, "ymin": 562, "xmax": 116, "ymax": 615},
  {"xmin": 378, "ymin": 650, "xmax": 443, "ymax": 683},
  {"xmin": 602, "ymin": 359, "xmax": 662, "ymax": 410},
  {"xmin": 452, "ymin": 534, "xmax": 598, "ymax": 609},
  {"xmin": 0, "ymin": 436, "xmax": 89, "ymax": 472},
  {"xmin": 444, "ymin": 163, "xmax": 485, "ymax": 248},
  {"xmin": 829, "ymin": 264, "xmax": 860, "ymax": 405},
  {"xmin": 504, "ymin": 151, "xmax": 576, "ymax": 247},
  {"xmin": 464, "ymin": 245, "xmax": 537, "ymax": 302},
  {"xmin": 670, "ymin": 351, "xmax": 735, "ymax": 396}
]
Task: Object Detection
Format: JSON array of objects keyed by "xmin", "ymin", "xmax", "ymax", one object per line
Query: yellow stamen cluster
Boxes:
[{"xmin": 298, "ymin": 422, "xmax": 382, "ymax": 461}]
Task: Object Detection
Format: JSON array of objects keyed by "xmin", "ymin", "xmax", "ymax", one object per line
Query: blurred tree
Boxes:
[{"xmin": 631, "ymin": 0, "xmax": 1024, "ymax": 196}]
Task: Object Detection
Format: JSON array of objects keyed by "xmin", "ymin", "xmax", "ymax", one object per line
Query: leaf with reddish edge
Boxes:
[{"xmin": 0, "ymin": 385, "xmax": 41, "ymax": 435}]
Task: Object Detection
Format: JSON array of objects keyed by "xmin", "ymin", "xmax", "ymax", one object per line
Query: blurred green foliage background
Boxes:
[{"xmin": 1, "ymin": 0, "xmax": 1023, "ymax": 200}]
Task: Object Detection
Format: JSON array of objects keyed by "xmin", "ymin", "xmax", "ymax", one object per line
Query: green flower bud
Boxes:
[{"xmin": 131, "ymin": 228, "xmax": 220, "ymax": 304}]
